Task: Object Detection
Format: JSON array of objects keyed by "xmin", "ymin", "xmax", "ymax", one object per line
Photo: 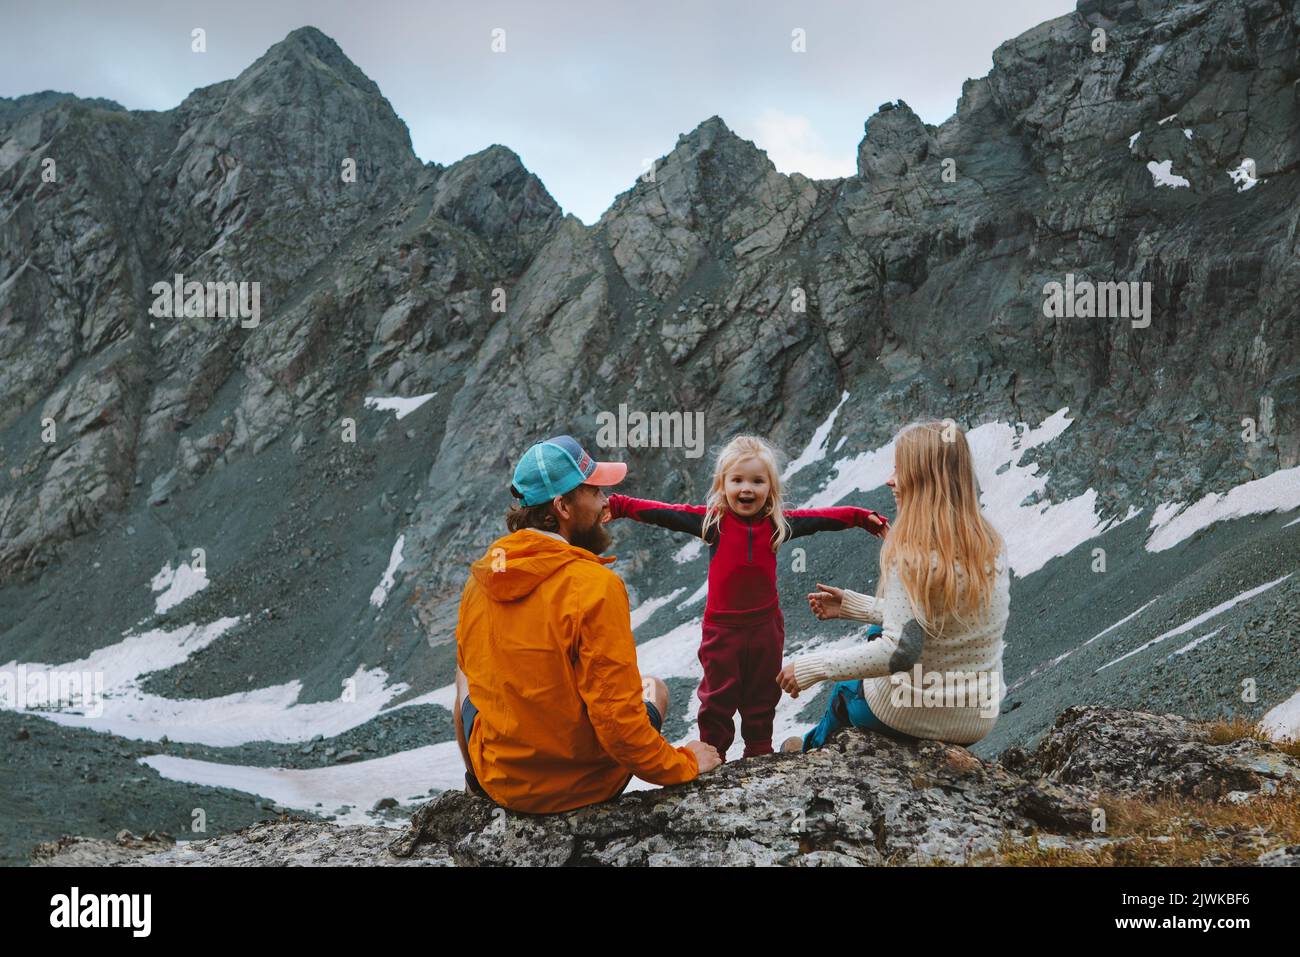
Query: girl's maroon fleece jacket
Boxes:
[{"xmin": 607, "ymin": 494, "xmax": 888, "ymax": 625}]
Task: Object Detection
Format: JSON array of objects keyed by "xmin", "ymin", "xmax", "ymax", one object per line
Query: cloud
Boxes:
[{"xmin": 744, "ymin": 109, "xmax": 854, "ymax": 181}]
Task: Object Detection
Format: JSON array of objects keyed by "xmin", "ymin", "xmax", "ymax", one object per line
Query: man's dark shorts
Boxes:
[{"xmin": 459, "ymin": 695, "xmax": 664, "ymax": 796}]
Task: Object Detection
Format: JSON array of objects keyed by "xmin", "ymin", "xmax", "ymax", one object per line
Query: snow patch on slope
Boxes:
[
  {"xmin": 1261, "ymin": 689, "xmax": 1300, "ymax": 744},
  {"xmin": 370, "ymin": 535, "xmax": 405, "ymax": 608},
  {"xmin": 1146, "ymin": 468, "xmax": 1300, "ymax": 552},
  {"xmin": 1228, "ymin": 158, "xmax": 1262, "ymax": 192},
  {"xmin": 798, "ymin": 407, "xmax": 1129, "ymax": 578},
  {"xmin": 630, "ymin": 588, "xmax": 686, "ymax": 631},
  {"xmin": 0, "ymin": 616, "xmax": 419, "ymax": 746},
  {"xmin": 1147, "ymin": 159, "xmax": 1190, "ymax": 188},
  {"xmin": 364, "ymin": 393, "xmax": 436, "ymax": 420},
  {"xmin": 140, "ymin": 744, "xmax": 458, "ymax": 826},
  {"xmin": 674, "ymin": 539, "xmax": 704, "ymax": 563},
  {"xmin": 151, "ymin": 560, "xmax": 209, "ymax": 614},
  {"xmin": 782, "ymin": 391, "xmax": 849, "ymax": 482}
]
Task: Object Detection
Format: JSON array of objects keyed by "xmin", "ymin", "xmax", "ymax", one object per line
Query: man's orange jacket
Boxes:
[{"xmin": 455, "ymin": 528, "xmax": 699, "ymax": 812}]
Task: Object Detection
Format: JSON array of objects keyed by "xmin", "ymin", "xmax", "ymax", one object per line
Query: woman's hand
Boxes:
[
  {"xmin": 807, "ymin": 582, "xmax": 845, "ymax": 620},
  {"xmin": 778, "ymin": 662, "xmax": 801, "ymax": 698}
]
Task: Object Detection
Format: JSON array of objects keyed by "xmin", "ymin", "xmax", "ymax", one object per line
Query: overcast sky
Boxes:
[{"xmin": 0, "ymin": 0, "xmax": 1074, "ymax": 223}]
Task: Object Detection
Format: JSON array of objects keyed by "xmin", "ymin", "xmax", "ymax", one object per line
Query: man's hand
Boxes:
[
  {"xmin": 808, "ymin": 582, "xmax": 845, "ymax": 620},
  {"xmin": 778, "ymin": 662, "xmax": 801, "ymax": 698},
  {"xmin": 686, "ymin": 740, "xmax": 722, "ymax": 772}
]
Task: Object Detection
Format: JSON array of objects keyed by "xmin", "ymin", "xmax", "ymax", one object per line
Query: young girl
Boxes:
[
  {"xmin": 606, "ymin": 435, "xmax": 888, "ymax": 759},
  {"xmin": 777, "ymin": 420, "xmax": 1010, "ymax": 749}
]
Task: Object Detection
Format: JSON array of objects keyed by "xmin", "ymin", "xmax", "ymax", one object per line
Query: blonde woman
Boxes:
[
  {"xmin": 778, "ymin": 421, "xmax": 1010, "ymax": 749},
  {"xmin": 606, "ymin": 435, "xmax": 888, "ymax": 759}
]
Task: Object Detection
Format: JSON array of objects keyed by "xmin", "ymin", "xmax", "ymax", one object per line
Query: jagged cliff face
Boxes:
[
  {"xmin": 4, "ymin": 3, "xmax": 1296, "ymax": 576},
  {"xmin": 1, "ymin": 1, "xmax": 1298, "ymax": 860},
  {"xmin": 1, "ymin": 28, "xmax": 426, "ymax": 567}
]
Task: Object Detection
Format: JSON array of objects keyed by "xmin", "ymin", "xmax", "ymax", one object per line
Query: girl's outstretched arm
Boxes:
[
  {"xmin": 783, "ymin": 505, "xmax": 889, "ymax": 539},
  {"xmin": 607, "ymin": 493, "xmax": 708, "ymax": 538}
]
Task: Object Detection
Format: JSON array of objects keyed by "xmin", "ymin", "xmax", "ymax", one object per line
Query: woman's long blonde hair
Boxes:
[
  {"xmin": 878, "ymin": 421, "xmax": 1004, "ymax": 635},
  {"xmin": 700, "ymin": 435, "xmax": 792, "ymax": 550}
]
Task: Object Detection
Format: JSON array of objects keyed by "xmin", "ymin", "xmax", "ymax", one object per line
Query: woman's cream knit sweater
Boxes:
[{"xmin": 791, "ymin": 553, "xmax": 1010, "ymax": 744}]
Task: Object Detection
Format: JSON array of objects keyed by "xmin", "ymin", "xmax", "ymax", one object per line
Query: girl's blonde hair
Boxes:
[
  {"xmin": 700, "ymin": 435, "xmax": 792, "ymax": 550},
  {"xmin": 877, "ymin": 420, "xmax": 1004, "ymax": 635}
]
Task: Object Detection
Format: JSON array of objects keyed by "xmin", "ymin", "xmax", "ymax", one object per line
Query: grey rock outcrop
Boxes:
[
  {"xmin": 1001, "ymin": 705, "xmax": 1300, "ymax": 799},
  {"xmin": 31, "ymin": 707, "xmax": 1299, "ymax": 866},
  {"xmin": 32, "ymin": 822, "xmax": 453, "ymax": 867},
  {"xmin": 385, "ymin": 731, "xmax": 1094, "ymax": 866}
]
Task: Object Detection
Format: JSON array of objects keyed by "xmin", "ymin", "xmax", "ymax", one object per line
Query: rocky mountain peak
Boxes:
[
  {"xmin": 856, "ymin": 99, "xmax": 935, "ymax": 180},
  {"xmin": 168, "ymin": 24, "xmax": 420, "ymax": 177},
  {"xmin": 429, "ymin": 144, "xmax": 562, "ymax": 272},
  {"xmin": 235, "ymin": 25, "xmax": 389, "ymax": 104},
  {"xmin": 0, "ymin": 91, "xmax": 125, "ymax": 130},
  {"xmin": 149, "ymin": 26, "xmax": 424, "ymax": 299},
  {"xmin": 1077, "ymin": 0, "xmax": 1181, "ymax": 28},
  {"xmin": 674, "ymin": 114, "xmax": 740, "ymax": 147},
  {"xmin": 598, "ymin": 114, "xmax": 773, "ymax": 219},
  {"xmin": 594, "ymin": 112, "xmax": 780, "ymax": 271},
  {"xmin": 278, "ymin": 25, "xmax": 358, "ymax": 65},
  {"xmin": 669, "ymin": 113, "xmax": 774, "ymax": 175}
]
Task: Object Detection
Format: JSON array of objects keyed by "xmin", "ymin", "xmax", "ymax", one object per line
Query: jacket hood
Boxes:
[{"xmin": 470, "ymin": 528, "xmax": 616, "ymax": 601}]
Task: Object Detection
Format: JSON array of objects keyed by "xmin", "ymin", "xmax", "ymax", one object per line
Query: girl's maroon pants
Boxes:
[{"xmin": 696, "ymin": 609, "xmax": 784, "ymax": 757}]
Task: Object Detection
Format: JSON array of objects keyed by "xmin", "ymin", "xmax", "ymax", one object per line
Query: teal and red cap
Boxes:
[{"xmin": 510, "ymin": 435, "xmax": 627, "ymax": 506}]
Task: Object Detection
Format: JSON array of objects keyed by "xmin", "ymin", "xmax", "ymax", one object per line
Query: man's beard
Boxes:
[{"xmin": 569, "ymin": 515, "xmax": 612, "ymax": 555}]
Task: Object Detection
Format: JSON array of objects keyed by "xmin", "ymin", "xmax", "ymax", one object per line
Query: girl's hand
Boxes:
[
  {"xmin": 807, "ymin": 583, "xmax": 845, "ymax": 620},
  {"xmin": 778, "ymin": 662, "xmax": 801, "ymax": 698}
]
